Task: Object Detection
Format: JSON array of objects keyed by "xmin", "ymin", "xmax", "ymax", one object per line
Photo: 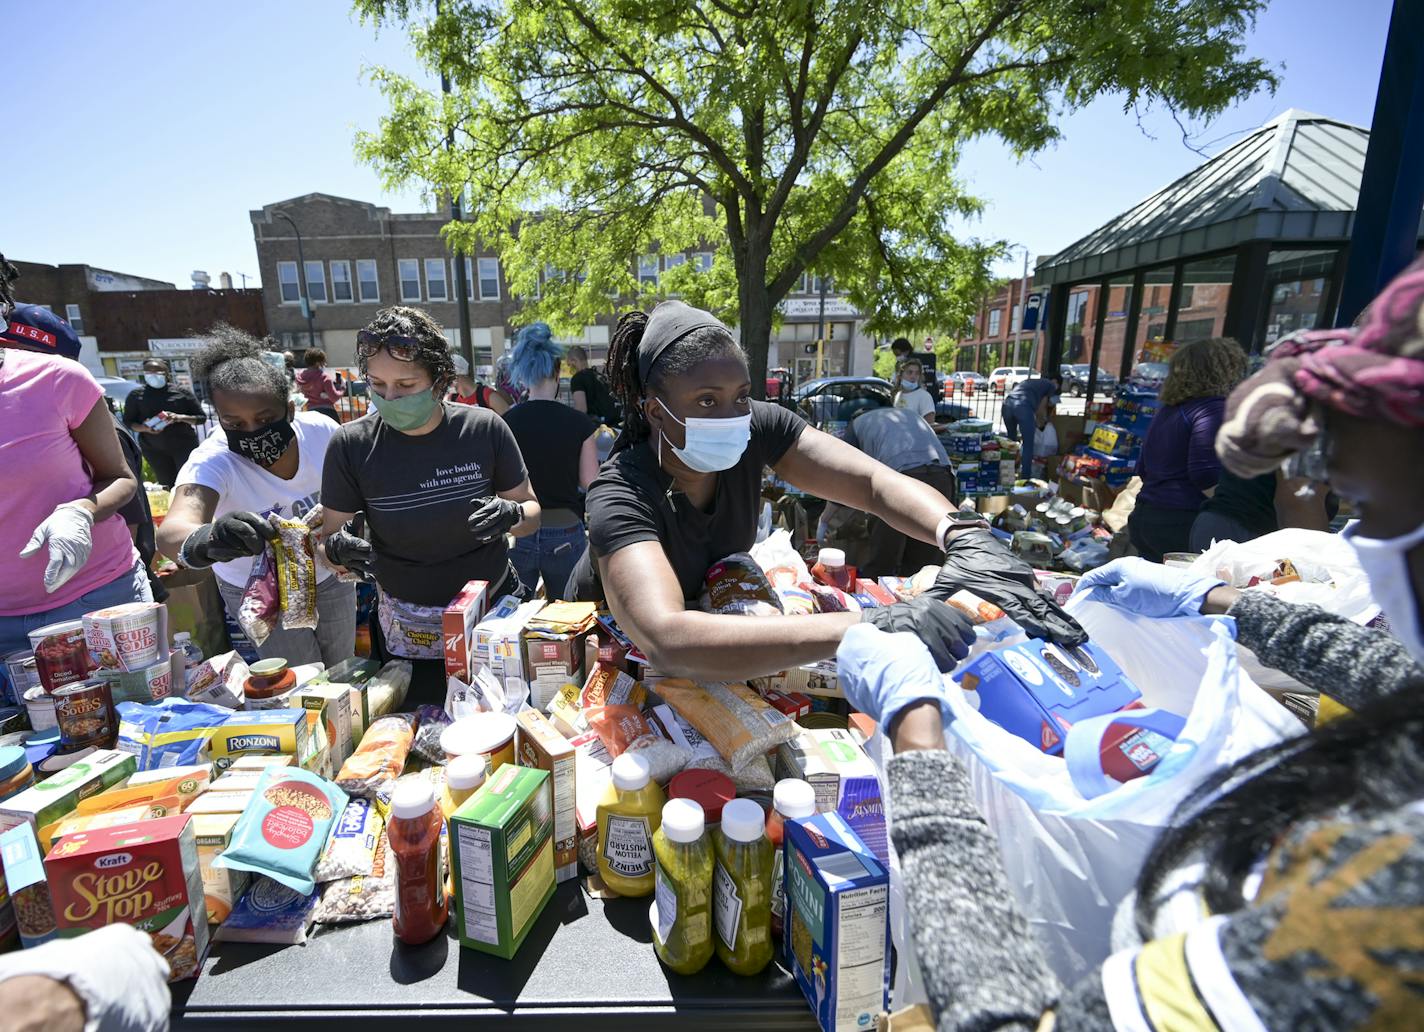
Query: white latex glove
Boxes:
[
  {"xmin": 20, "ymin": 501, "xmax": 95, "ymax": 593},
  {"xmin": 0, "ymin": 924, "xmax": 171, "ymax": 1032}
]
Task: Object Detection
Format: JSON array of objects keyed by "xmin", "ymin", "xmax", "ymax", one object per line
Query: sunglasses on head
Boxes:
[{"xmin": 356, "ymin": 330, "xmax": 423, "ymax": 362}]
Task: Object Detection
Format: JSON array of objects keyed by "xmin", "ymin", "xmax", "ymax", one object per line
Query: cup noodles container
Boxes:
[
  {"xmin": 83, "ymin": 603, "xmax": 169, "ymax": 673},
  {"xmin": 514, "ymin": 709, "xmax": 577, "ymax": 882},
  {"xmin": 27, "ymin": 621, "xmax": 93, "ymax": 693},
  {"xmin": 44, "ymin": 812, "xmax": 210, "ymax": 980},
  {"xmin": 51, "ymin": 681, "xmax": 118, "ymax": 752},
  {"xmin": 23, "ymin": 686, "xmax": 58, "ymax": 731},
  {"xmin": 96, "ymin": 660, "xmax": 174, "ymax": 706},
  {"xmin": 443, "ymin": 579, "xmax": 492, "ymax": 681}
]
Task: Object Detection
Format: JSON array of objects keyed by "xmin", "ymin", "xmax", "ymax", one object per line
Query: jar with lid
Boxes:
[
  {"xmin": 666, "ymin": 769, "xmax": 735, "ymax": 828},
  {"xmin": 440, "ymin": 755, "xmax": 488, "ymax": 897},
  {"xmin": 388, "ymin": 780, "xmax": 449, "ymax": 945},
  {"xmin": 712, "ymin": 798, "xmax": 774, "ymax": 975},
  {"xmin": 596, "ymin": 752, "xmax": 665, "ymax": 897},
  {"xmin": 766, "ymin": 779, "xmax": 816, "ymax": 938},
  {"xmin": 651, "ymin": 798, "xmax": 714, "ymax": 975},
  {"xmin": 244, "ymin": 658, "xmax": 295, "ymax": 701},
  {"xmin": 0, "ymin": 746, "xmax": 35, "ymax": 802}
]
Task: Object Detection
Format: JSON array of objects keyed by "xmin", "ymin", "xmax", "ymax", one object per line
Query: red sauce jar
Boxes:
[
  {"xmin": 244, "ymin": 659, "xmax": 296, "ymax": 702},
  {"xmin": 388, "ymin": 780, "xmax": 448, "ymax": 945},
  {"xmin": 27, "ymin": 621, "xmax": 92, "ymax": 694}
]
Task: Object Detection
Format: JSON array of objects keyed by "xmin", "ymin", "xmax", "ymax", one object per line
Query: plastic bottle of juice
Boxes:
[
  {"xmin": 766, "ymin": 778, "xmax": 816, "ymax": 939},
  {"xmin": 651, "ymin": 798, "xmax": 715, "ymax": 975},
  {"xmin": 440, "ymin": 755, "xmax": 487, "ymax": 898},
  {"xmin": 388, "ymin": 781, "xmax": 449, "ymax": 945},
  {"xmin": 811, "ymin": 547, "xmax": 857, "ymax": 592},
  {"xmin": 713, "ymin": 798, "xmax": 774, "ymax": 975},
  {"xmin": 596, "ymin": 752, "xmax": 666, "ymax": 897}
]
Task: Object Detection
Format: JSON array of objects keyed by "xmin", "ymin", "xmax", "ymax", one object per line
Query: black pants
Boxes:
[
  {"xmin": 860, "ymin": 464, "xmax": 957, "ymax": 578},
  {"xmin": 139, "ymin": 440, "xmax": 196, "ymax": 488},
  {"xmin": 1128, "ymin": 499, "xmax": 1200, "ymax": 563}
]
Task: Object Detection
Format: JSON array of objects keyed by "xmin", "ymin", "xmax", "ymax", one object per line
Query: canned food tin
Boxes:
[
  {"xmin": 27, "ymin": 621, "xmax": 92, "ymax": 693},
  {"xmin": 51, "ymin": 681, "xmax": 117, "ymax": 751}
]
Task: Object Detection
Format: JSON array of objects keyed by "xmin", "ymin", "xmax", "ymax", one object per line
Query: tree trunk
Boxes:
[{"xmin": 738, "ymin": 243, "xmax": 773, "ymax": 400}]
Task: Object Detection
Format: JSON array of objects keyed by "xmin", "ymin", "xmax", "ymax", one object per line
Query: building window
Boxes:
[
  {"xmin": 330, "ymin": 261, "xmax": 353, "ymax": 303},
  {"xmin": 1178, "ymin": 285, "xmax": 1195, "ymax": 309},
  {"xmin": 638, "ymin": 255, "xmax": 660, "ymax": 288},
  {"xmin": 1010, "ymin": 304, "xmax": 1022, "ymax": 334},
  {"xmin": 304, "ymin": 261, "xmax": 327, "ymax": 304},
  {"xmin": 987, "ymin": 309, "xmax": 1002, "ymax": 336},
  {"xmin": 399, "ymin": 259, "xmax": 421, "ymax": 301},
  {"xmin": 278, "ymin": 261, "xmax": 300, "ymax": 303},
  {"xmin": 1066, "ymin": 290, "xmax": 1090, "ymax": 331},
  {"xmin": 357, "ymin": 260, "xmax": 379, "ymax": 302},
  {"xmin": 696, "ymin": 253, "xmax": 713, "ymax": 273},
  {"xmin": 425, "ymin": 259, "xmax": 449, "ymax": 301},
  {"xmin": 64, "ymin": 304, "xmax": 84, "ymax": 335},
  {"xmin": 810, "ymin": 275, "xmax": 830, "ymax": 295},
  {"xmin": 663, "ymin": 254, "xmax": 687, "ymax": 271},
  {"xmin": 478, "ymin": 258, "xmax": 500, "ymax": 300}
]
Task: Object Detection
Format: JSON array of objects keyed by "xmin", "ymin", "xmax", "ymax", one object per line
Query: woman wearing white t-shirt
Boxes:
[
  {"xmin": 156, "ymin": 329, "xmax": 355, "ymax": 665},
  {"xmin": 893, "ymin": 357, "xmax": 936, "ymax": 425}
]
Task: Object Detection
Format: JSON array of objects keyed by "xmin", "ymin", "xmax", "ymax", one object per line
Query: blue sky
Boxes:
[{"xmin": 5, "ymin": 0, "xmax": 1394, "ymax": 289}]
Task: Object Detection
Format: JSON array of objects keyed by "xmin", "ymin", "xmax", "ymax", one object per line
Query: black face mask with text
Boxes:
[{"xmin": 226, "ymin": 418, "xmax": 295, "ymax": 467}]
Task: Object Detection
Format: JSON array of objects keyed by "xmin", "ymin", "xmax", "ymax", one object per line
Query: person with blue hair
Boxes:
[{"xmin": 502, "ymin": 322, "xmax": 600, "ymax": 598}]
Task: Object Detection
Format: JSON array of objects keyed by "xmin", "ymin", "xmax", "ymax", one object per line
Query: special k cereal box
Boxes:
[{"xmin": 44, "ymin": 812, "xmax": 209, "ymax": 980}]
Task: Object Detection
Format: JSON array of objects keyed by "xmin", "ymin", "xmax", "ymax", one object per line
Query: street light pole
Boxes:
[{"xmin": 274, "ymin": 210, "xmax": 316, "ymax": 350}]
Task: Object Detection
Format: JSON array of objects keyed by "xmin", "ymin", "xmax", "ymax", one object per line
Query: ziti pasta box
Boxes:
[
  {"xmin": 783, "ymin": 812, "xmax": 890, "ymax": 1032},
  {"xmin": 449, "ymin": 764, "xmax": 555, "ymax": 959},
  {"xmin": 44, "ymin": 812, "xmax": 210, "ymax": 981}
]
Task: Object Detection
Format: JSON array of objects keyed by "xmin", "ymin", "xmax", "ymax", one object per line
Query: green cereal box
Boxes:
[
  {"xmin": 0, "ymin": 749, "xmax": 136, "ymax": 837},
  {"xmin": 449, "ymin": 764, "xmax": 555, "ymax": 959}
]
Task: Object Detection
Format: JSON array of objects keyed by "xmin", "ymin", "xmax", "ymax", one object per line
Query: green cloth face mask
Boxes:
[{"xmin": 370, "ymin": 387, "xmax": 440, "ymax": 431}]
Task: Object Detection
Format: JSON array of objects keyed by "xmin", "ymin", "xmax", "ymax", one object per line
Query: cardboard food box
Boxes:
[
  {"xmin": 443, "ymin": 580, "xmax": 492, "ymax": 682},
  {"xmin": 776, "ymin": 728, "xmax": 887, "ymax": 864},
  {"xmin": 208, "ymin": 709, "xmax": 311, "ymax": 772},
  {"xmin": 487, "ymin": 600, "xmax": 546, "ymax": 694},
  {"xmin": 781, "ymin": 661, "xmax": 843, "ymax": 699},
  {"xmin": 45, "ymin": 812, "xmax": 210, "ymax": 980},
  {"xmin": 953, "ymin": 639, "xmax": 1141, "ymax": 754},
  {"xmin": 783, "ymin": 812, "xmax": 890, "ymax": 1032},
  {"xmin": 79, "ymin": 766, "xmax": 210, "ymax": 815},
  {"xmin": 300, "ymin": 684, "xmax": 355, "ymax": 777},
  {"xmin": 521, "ymin": 603, "xmax": 597, "ymax": 711},
  {"xmin": 467, "ymin": 594, "xmax": 521, "ymax": 676},
  {"xmin": 590, "ymin": 612, "xmax": 649, "ymax": 673},
  {"xmin": 185, "ymin": 790, "xmax": 254, "ymax": 817},
  {"xmin": 191, "ymin": 812, "xmax": 247, "ymax": 924},
  {"xmin": 43, "ymin": 803, "xmax": 160, "ymax": 852},
  {"xmin": 449, "ymin": 764, "xmax": 555, "ymax": 959},
  {"xmin": 228, "ymin": 754, "xmax": 294, "ymax": 772},
  {"xmin": 570, "ymin": 730, "xmax": 612, "ymax": 842},
  {"xmin": 1087, "ymin": 422, "xmax": 1138, "ymax": 458},
  {"xmin": 515, "ymin": 710, "xmax": 577, "ymax": 884},
  {"xmin": 0, "ymin": 749, "xmax": 136, "ymax": 837},
  {"xmin": 760, "ymin": 689, "xmax": 812, "ymax": 719},
  {"xmin": 1, "ymin": 823, "xmax": 54, "ymax": 947}
]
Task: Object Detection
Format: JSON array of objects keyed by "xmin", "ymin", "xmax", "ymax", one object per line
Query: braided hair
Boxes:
[
  {"xmin": 191, "ymin": 324, "xmax": 289, "ymax": 409},
  {"xmin": 605, "ymin": 309, "xmax": 744, "ymax": 451},
  {"xmin": 359, "ymin": 306, "xmax": 456, "ymax": 393}
]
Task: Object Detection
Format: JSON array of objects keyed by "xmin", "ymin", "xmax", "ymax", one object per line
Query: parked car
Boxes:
[
  {"xmin": 1058, "ymin": 364, "xmax": 1118, "ymax": 396},
  {"xmin": 96, "ymin": 376, "xmax": 141, "ymax": 410},
  {"xmin": 988, "ymin": 366, "xmax": 1038, "ymax": 393},
  {"xmin": 945, "ymin": 370, "xmax": 988, "ymax": 392},
  {"xmin": 1127, "ymin": 361, "xmax": 1170, "ymax": 391},
  {"xmin": 794, "ymin": 376, "xmax": 894, "ymax": 432},
  {"xmin": 935, "ymin": 399, "xmax": 974, "ymax": 421}
]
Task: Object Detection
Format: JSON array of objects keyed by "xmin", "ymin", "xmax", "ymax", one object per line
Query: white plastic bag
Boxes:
[
  {"xmin": 1189, "ymin": 527, "xmax": 1378, "ymax": 695},
  {"xmin": 874, "ymin": 598, "xmax": 1300, "ymax": 1002}
]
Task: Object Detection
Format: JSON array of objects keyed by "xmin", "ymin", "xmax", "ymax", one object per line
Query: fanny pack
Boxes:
[{"xmin": 377, "ymin": 566, "xmax": 522, "ymax": 660}]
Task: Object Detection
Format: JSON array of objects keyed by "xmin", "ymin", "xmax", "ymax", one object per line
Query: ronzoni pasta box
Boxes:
[{"xmin": 44, "ymin": 812, "xmax": 210, "ymax": 981}]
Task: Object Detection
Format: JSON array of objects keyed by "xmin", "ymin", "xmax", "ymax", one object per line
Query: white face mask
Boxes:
[
  {"xmin": 1343, "ymin": 519, "xmax": 1424, "ymax": 664},
  {"xmin": 143, "ymin": 372, "xmax": 167, "ymax": 388},
  {"xmin": 654, "ymin": 399, "xmax": 752, "ymax": 473}
]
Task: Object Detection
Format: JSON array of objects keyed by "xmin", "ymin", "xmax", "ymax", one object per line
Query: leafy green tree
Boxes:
[{"xmin": 355, "ymin": 0, "xmax": 1274, "ymax": 392}]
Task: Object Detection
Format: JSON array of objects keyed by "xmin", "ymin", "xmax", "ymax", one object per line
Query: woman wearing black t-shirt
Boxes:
[
  {"xmin": 502, "ymin": 323, "xmax": 599, "ymax": 599},
  {"xmin": 320, "ymin": 307, "xmax": 540, "ymax": 698},
  {"xmin": 568, "ymin": 301, "xmax": 992, "ymax": 682}
]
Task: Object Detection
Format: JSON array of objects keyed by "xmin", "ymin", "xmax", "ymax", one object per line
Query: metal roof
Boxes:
[{"xmin": 1036, "ymin": 110, "xmax": 1388, "ymax": 286}]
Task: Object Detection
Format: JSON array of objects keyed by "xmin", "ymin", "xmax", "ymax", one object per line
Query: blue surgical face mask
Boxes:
[{"xmin": 655, "ymin": 399, "xmax": 752, "ymax": 473}]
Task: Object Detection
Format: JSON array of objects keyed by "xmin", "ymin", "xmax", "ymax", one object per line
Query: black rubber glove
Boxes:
[
  {"xmin": 181, "ymin": 512, "xmax": 276, "ymax": 567},
  {"xmin": 861, "ymin": 596, "xmax": 976, "ymax": 672},
  {"xmin": 468, "ymin": 497, "xmax": 524, "ymax": 544},
  {"xmin": 926, "ymin": 527, "xmax": 1088, "ymax": 647},
  {"xmin": 324, "ymin": 517, "xmax": 376, "ymax": 580}
]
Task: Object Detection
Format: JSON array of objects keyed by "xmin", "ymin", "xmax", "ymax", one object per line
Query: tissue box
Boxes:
[{"xmin": 953, "ymin": 639, "xmax": 1141, "ymax": 754}]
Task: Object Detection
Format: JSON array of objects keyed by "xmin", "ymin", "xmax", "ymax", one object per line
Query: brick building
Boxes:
[
  {"xmin": 955, "ymin": 277, "xmax": 1042, "ymax": 374},
  {"xmin": 250, "ymin": 192, "xmax": 876, "ymax": 378}
]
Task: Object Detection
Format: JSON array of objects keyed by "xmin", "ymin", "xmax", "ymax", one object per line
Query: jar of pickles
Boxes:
[
  {"xmin": 651, "ymin": 798, "xmax": 714, "ymax": 975},
  {"xmin": 712, "ymin": 798, "xmax": 774, "ymax": 975}
]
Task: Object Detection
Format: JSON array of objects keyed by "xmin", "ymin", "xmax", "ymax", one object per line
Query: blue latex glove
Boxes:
[
  {"xmin": 838, "ymin": 624, "xmax": 950, "ymax": 732},
  {"xmin": 1072, "ymin": 557, "xmax": 1225, "ymax": 618}
]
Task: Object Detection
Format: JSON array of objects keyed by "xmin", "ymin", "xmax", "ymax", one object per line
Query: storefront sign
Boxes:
[
  {"xmin": 148, "ymin": 338, "xmax": 204, "ymax": 355},
  {"xmin": 779, "ymin": 298, "xmax": 859, "ymax": 318}
]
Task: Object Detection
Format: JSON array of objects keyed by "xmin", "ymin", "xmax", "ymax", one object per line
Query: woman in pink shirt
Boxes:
[
  {"xmin": 0, "ymin": 305, "xmax": 146, "ymax": 653},
  {"xmin": 294, "ymin": 347, "xmax": 344, "ymax": 423}
]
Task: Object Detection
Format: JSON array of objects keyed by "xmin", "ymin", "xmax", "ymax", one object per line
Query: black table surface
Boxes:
[{"xmin": 171, "ymin": 882, "xmax": 819, "ymax": 1030}]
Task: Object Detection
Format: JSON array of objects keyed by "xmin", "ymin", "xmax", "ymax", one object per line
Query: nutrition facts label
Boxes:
[
  {"xmin": 834, "ymin": 883, "xmax": 889, "ymax": 1032},
  {"xmin": 457, "ymin": 824, "xmax": 498, "ymax": 943}
]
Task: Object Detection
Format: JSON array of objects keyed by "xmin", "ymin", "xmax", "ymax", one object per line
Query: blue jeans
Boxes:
[
  {"xmin": 510, "ymin": 522, "xmax": 588, "ymax": 601},
  {"xmin": 0, "ymin": 560, "xmax": 153, "ymax": 655},
  {"xmin": 1001, "ymin": 400, "xmax": 1038, "ymax": 477}
]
